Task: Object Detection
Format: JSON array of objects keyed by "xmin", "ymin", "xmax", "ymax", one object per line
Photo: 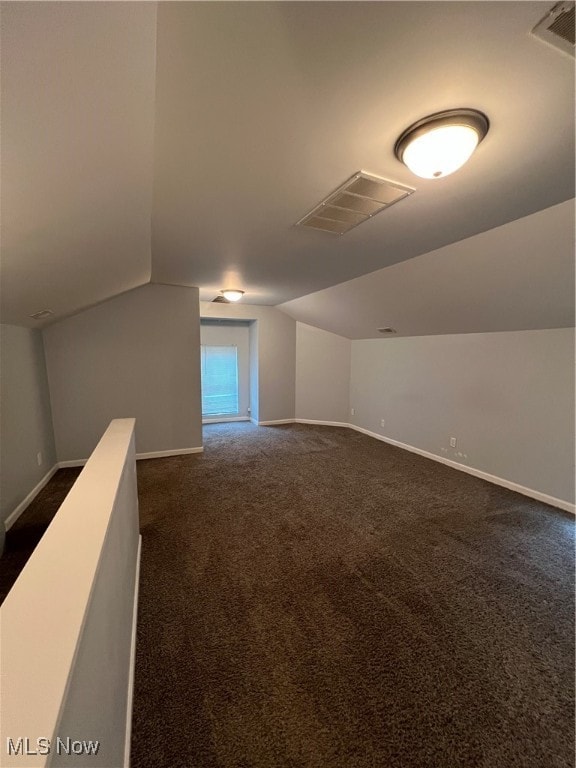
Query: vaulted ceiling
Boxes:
[{"xmin": 1, "ymin": 2, "xmax": 574, "ymax": 333}]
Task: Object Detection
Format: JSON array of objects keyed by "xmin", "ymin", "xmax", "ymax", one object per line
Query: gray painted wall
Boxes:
[
  {"xmin": 0, "ymin": 324, "xmax": 56, "ymax": 524},
  {"xmin": 350, "ymin": 328, "xmax": 575, "ymax": 504},
  {"xmin": 43, "ymin": 284, "xmax": 202, "ymax": 462},
  {"xmin": 200, "ymin": 302, "xmax": 296, "ymax": 423},
  {"xmin": 295, "ymin": 322, "xmax": 351, "ymax": 423}
]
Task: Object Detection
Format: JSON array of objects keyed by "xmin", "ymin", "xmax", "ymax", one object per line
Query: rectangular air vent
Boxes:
[
  {"xmin": 296, "ymin": 171, "xmax": 415, "ymax": 235},
  {"xmin": 531, "ymin": 2, "xmax": 575, "ymax": 58},
  {"xmin": 30, "ymin": 309, "xmax": 54, "ymax": 320}
]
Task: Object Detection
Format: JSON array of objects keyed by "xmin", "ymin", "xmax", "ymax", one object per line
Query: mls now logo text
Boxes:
[{"xmin": 7, "ymin": 737, "xmax": 100, "ymax": 756}]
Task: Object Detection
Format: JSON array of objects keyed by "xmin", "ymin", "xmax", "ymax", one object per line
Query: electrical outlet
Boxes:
[
  {"xmin": 351, "ymin": 408, "xmax": 355, "ymax": 416},
  {"xmin": 380, "ymin": 419, "xmax": 385, "ymax": 427},
  {"xmin": 449, "ymin": 437, "xmax": 457, "ymax": 448},
  {"xmin": 36, "ymin": 452, "xmax": 42, "ymax": 466}
]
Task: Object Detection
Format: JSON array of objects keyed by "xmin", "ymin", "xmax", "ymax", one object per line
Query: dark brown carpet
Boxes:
[
  {"xmin": 1, "ymin": 423, "xmax": 573, "ymax": 766},
  {"xmin": 132, "ymin": 423, "xmax": 575, "ymax": 768}
]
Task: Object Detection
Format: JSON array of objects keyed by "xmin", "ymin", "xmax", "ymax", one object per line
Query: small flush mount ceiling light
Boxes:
[
  {"xmin": 395, "ymin": 109, "xmax": 489, "ymax": 180},
  {"xmin": 220, "ymin": 289, "xmax": 245, "ymax": 302}
]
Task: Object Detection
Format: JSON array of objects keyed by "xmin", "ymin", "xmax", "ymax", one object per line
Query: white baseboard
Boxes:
[
  {"xmin": 135, "ymin": 447, "xmax": 203, "ymax": 460},
  {"xmin": 349, "ymin": 424, "xmax": 575, "ymax": 515},
  {"xmin": 59, "ymin": 447, "xmax": 204, "ymax": 467},
  {"xmin": 4, "ymin": 465, "xmax": 59, "ymax": 530},
  {"xmin": 58, "ymin": 459, "xmax": 87, "ymax": 468},
  {"xmin": 124, "ymin": 534, "xmax": 142, "ymax": 768},
  {"xmin": 251, "ymin": 417, "xmax": 349, "ymax": 428},
  {"xmin": 295, "ymin": 418, "xmax": 350, "ymax": 428},
  {"xmin": 203, "ymin": 417, "xmax": 249, "ymax": 424}
]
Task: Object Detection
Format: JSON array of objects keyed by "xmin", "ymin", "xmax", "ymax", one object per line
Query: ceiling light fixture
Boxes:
[
  {"xmin": 220, "ymin": 289, "xmax": 245, "ymax": 302},
  {"xmin": 394, "ymin": 109, "xmax": 489, "ymax": 180}
]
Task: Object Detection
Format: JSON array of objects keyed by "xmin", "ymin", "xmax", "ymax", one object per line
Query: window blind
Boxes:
[{"xmin": 201, "ymin": 345, "xmax": 239, "ymax": 416}]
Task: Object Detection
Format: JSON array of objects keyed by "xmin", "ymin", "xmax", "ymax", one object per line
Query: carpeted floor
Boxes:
[
  {"xmin": 1, "ymin": 423, "xmax": 573, "ymax": 766},
  {"xmin": 131, "ymin": 422, "xmax": 575, "ymax": 768},
  {"xmin": 0, "ymin": 467, "xmax": 81, "ymax": 604}
]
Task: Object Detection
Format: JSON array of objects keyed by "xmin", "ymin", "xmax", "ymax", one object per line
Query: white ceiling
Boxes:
[{"xmin": 1, "ymin": 2, "xmax": 574, "ymax": 332}]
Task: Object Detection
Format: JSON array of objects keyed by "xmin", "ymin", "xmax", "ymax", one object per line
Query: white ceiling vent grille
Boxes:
[
  {"xmin": 30, "ymin": 309, "xmax": 54, "ymax": 320},
  {"xmin": 296, "ymin": 171, "xmax": 415, "ymax": 235},
  {"xmin": 531, "ymin": 2, "xmax": 575, "ymax": 58}
]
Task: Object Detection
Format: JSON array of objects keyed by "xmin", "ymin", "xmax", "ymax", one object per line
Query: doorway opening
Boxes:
[{"xmin": 200, "ymin": 319, "xmax": 257, "ymax": 424}]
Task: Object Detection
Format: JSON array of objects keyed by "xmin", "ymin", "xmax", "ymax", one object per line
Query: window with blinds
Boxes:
[{"xmin": 201, "ymin": 345, "xmax": 239, "ymax": 416}]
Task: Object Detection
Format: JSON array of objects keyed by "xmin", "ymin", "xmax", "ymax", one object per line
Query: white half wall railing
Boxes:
[{"xmin": 0, "ymin": 419, "xmax": 141, "ymax": 768}]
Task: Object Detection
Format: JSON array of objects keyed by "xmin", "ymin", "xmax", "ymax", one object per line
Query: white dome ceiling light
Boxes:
[
  {"xmin": 395, "ymin": 109, "xmax": 489, "ymax": 180},
  {"xmin": 220, "ymin": 289, "xmax": 245, "ymax": 302}
]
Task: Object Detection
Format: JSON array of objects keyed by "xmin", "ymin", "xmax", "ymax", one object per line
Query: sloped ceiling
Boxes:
[
  {"xmin": 279, "ymin": 199, "xmax": 575, "ymax": 339},
  {"xmin": 1, "ymin": 3, "xmax": 157, "ymax": 326},
  {"xmin": 1, "ymin": 1, "xmax": 574, "ymax": 332}
]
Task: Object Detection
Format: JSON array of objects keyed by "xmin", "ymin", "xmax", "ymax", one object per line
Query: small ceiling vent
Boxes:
[
  {"xmin": 212, "ymin": 295, "xmax": 231, "ymax": 303},
  {"xmin": 296, "ymin": 171, "xmax": 415, "ymax": 235},
  {"xmin": 378, "ymin": 327, "xmax": 397, "ymax": 334},
  {"xmin": 30, "ymin": 309, "xmax": 54, "ymax": 320},
  {"xmin": 531, "ymin": 2, "xmax": 575, "ymax": 58}
]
